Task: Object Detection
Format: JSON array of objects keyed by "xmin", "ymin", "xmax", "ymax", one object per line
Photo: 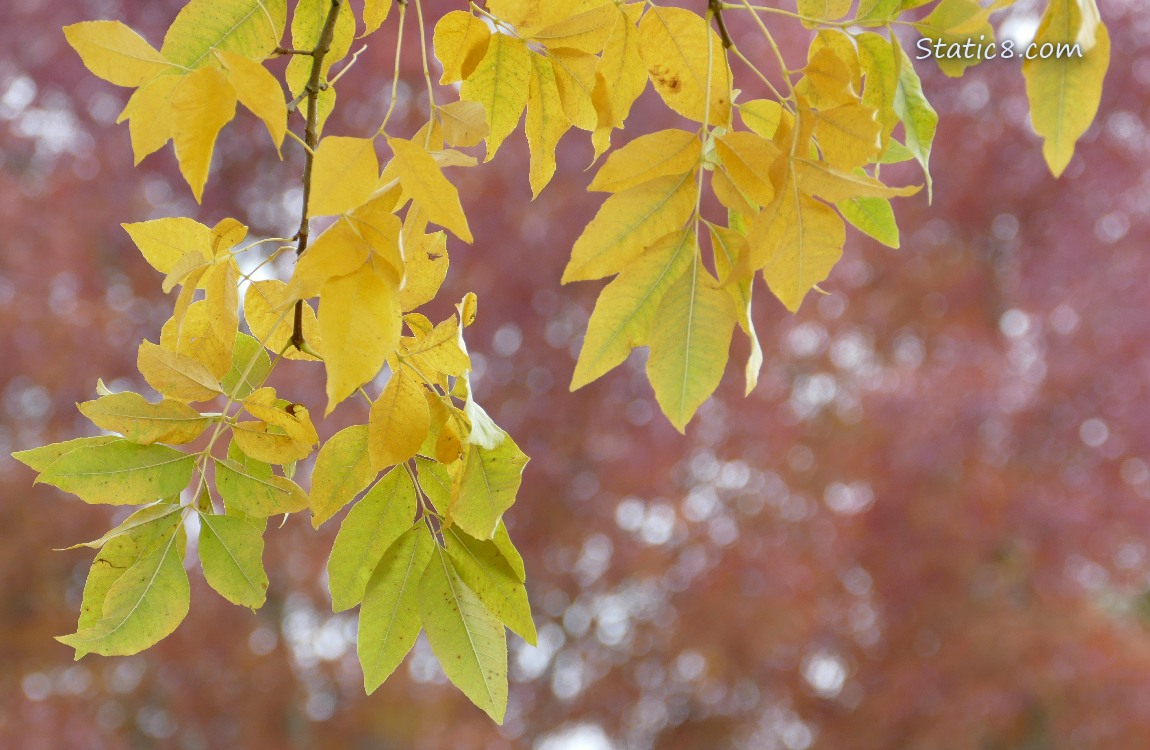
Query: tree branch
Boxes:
[
  {"xmin": 291, "ymin": 0, "xmax": 345, "ymax": 351},
  {"xmin": 709, "ymin": 0, "xmax": 733, "ymax": 49}
]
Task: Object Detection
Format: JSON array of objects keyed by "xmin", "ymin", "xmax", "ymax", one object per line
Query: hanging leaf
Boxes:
[{"xmin": 197, "ymin": 512, "xmax": 268, "ymax": 608}]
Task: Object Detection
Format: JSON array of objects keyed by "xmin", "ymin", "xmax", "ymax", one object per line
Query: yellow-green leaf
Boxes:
[
  {"xmin": 646, "ymin": 264, "xmax": 737, "ymax": 432},
  {"xmin": 215, "ymin": 455, "xmax": 310, "ymax": 517},
  {"xmin": 63, "ymin": 21, "xmax": 175, "ymax": 88},
  {"xmin": 222, "ymin": 332, "xmax": 272, "ymax": 401},
  {"xmin": 449, "ymin": 436, "xmax": 529, "ymax": 541},
  {"xmin": 419, "ymin": 547, "xmax": 508, "ymax": 723},
  {"xmin": 161, "ymin": 0, "xmax": 286, "ymax": 69},
  {"xmin": 328, "ymin": 467, "xmax": 418, "ymax": 611},
  {"xmin": 310, "ymin": 425, "xmax": 378, "ymax": 528},
  {"xmin": 78, "ymin": 392, "xmax": 209, "ymax": 446},
  {"xmin": 838, "ymin": 196, "xmax": 900, "ymax": 248},
  {"xmin": 1023, "ymin": 0, "xmax": 1109, "ymax": 177},
  {"xmin": 460, "ymin": 33, "xmax": 532, "ymax": 161},
  {"xmin": 197, "ymin": 512, "xmax": 267, "ymax": 608},
  {"xmin": 37, "ymin": 439, "xmax": 194, "ymax": 506},
  {"xmin": 892, "ymin": 39, "xmax": 938, "ymax": 196},
  {"xmin": 444, "ymin": 527, "xmax": 536, "ymax": 645},
  {"xmin": 12, "ymin": 437, "xmax": 120, "ymax": 474},
  {"xmin": 359, "ymin": 525, "xmax": 433, "ymax": 692}
]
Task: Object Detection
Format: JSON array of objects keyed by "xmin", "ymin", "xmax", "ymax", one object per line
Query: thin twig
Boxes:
[{"xmin": 709, "ymin": 0, "xmax": 733, "ymax": 48}]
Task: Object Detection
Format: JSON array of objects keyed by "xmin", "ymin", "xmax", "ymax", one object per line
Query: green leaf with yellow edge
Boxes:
[
  {"xmin": 122, "ymin": 218, "xmax": 214, "ymax": 275},
  {"xmin": 309, "ymin": 136, "xmax": 380, "ymax": 218},
  {"xmin": 58, "ymin": 527, "xmax": 189, "ymax": 657},
  {"xmin": 369, "ymin": 370, "xmax": 430, "ymax": 472},
  {"xmin": 310, "ymin": 425, "xmax": 378, "ymax": 529},
  {"xmin": 749, "ymin": 176, "xmax": 848, "ymax": 313},
  {"xmin": 526, "ymin": 54, "xmax": 570, "ymax": 198},
  {"xmin": 399, "ymin": 231, "xmax": 449, "ymax": 312},
  {"xmin": 243, "ymin": 280, "xmax": 323, "ymax": 362},
  {"xmin": 449, "ymin": 435, "xmax": 529, "ymax": 541},
  {"xmin": 891, "ymin": 39, "xmax": 938, "ymax": 197},
  {"xmin": 63, "ymin": 21, "xmax": 176, "ymax": 88},
  {"xmin": 161, "ymin": 0, "xmax": 285, "ymax": 69},
  {"xmin": 319, "ymin": 262, "xmax": 402, "ymax": 412},
  {"xmin": 222, "ymin": 332, "xmax": 272, "ymax": 401},
  {"xmin": 419, "ymin": 546, "xmax": 508, "ymax": 723},
  {"xmin": 359, "ymin": 524, "xmax": 433, "ymax": 692},
  {"xmin": 563, "ymin": 172, "xmax": 696, "ymax": 283},
  {"xmin": 444, "ymin": 527, "xmax": 536, "ymax": 645},
  {"xmin": 434, "ymin": 10, "xmax": 491, "ymax": 85},
  {"xmin": 1023, "ymin": 0, "xmax": 1109, "ymax": 177},
  {"xmin": 78, "ymin": 392, "xmax": 209, "ymax": 446},
  {"xmin": 460, "ymin": 33, "xmax": 532, "ymax": 161},
  {"xmin": 492, "ymin": 521, "xmax": 526, "ymax": 582},
  {"xmin": 856, "ymin": 0, "xmax": 902, "ymax": 25},
  {"xmin": 137, "ymin": 341, "xmax": 223, "ymax": 403},
  {"xmin": 171, "ymin": 65, "xmax": 237, "ymax": 202},
  {"xmin": 37, "ymin": 439, "xmax": 194, "ymax": 506},
  {"xmin": 12, "ymin": 436, "xmax": 119, "ymax": 474},
  {"xmin": 217, "ymin": 50, "xmax": 287, "ymax": 154},
  {"xmin": 646, "ymin": 263, "xmax": 738, "ymax": 432},
  {"xmin": 572, "ymin": 229, "xmax": 694, "ymax": 389},
  {"xmin": 387, "ymin": 137, "xmax": 472, "ymax": 242},
  {"xmin": 637, "ymin": 6, "xmax": 732, "ymax": 127},
  {"xmin": 215, "ymin": 452, "xmax": 309, "ymax": 518},
  {"xmin": 363, "ymin": 0, "xmax": 393, "ymax": 36},
  {"xmin": 328, "ymin": 466, "xmax": 418, "ymax": 611},
  {"xmin": 838, "ymin": 195, "xmax": 900, "ymax": 248},
  {"xmin": 197, "ymin": 512, "xmax": 268, "ymax": 608},
  {"xmin": 588, "ymin": 129, "xmax": 700, "ymax": 194}
]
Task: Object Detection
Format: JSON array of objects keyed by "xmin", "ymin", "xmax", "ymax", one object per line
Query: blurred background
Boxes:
[{"xmin": 4, "ymin": 0, "xmax": 1150, "ymax": 748}]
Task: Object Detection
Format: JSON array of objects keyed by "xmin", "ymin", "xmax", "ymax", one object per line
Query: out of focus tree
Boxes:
[{"xmin": 3, "ymin": 1, "xmax": 1149, "ymax": 749}]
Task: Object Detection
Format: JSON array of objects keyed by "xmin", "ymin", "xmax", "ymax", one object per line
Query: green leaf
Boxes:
[
  {"xmin": 37, "ymin": 440, "xmax": 195, "ymax": 505},
  {"xmin": 12, "ymin": 436, "xmax": 119, "ymax": 473},
  {"xmin": 646, "ymin": 263, "xmax": 738, "ymax": 432},
  {"xmin": 161, "ymin": 0, "xmax": 287, "ymax": 69},
  {"xmin": 444, "ymin": 527, "xmax": 536, "ymax": 645},
  {"xmin": 419, "ymin": 547, "xmax": 508, "ymax": 723},
  {"xmin": 449, "ymin": 435, "xmax": 529, "ymax": 541},
  {"xmin": 415, "ymin": 456, "xmax": 455, "ymax": 510},
  {"xmin": 571, "ymin": 228, "xmax": 694, "ymax": 389},
  {"xmin": 358, "ymin": 525, "xmax": 433, "ymax": 693},
  {"xmin": 310, "ymin": 425, "xmax": 378, "ymax": 528},
  {"xmin": 197, "ymin": 512, "xmax": 268, "ymax": 608},
  {"xmin": 222, "ymin": 332, "xmax": 272, "ymax": 401},
  {"xmin": 215, "ymin": 455, "xmax": 309, "ymax": 517},
  {"xmin": 327, "ymin": 467, "xmax": 419, "ymax": 612},
  {"xmin": 838, "ymin": 196, "xmax": 900, "ymax": 248},
  {"xmin": 492, "ymin": 521, "xmax": 526, "ymax": 583},
  {"xmin": 58, "ymin": 528, "xmax": 189, "ymax": 657},
  {"xmin": 78, "ymin": 392, "xmax": 210, "ymax": 445}
]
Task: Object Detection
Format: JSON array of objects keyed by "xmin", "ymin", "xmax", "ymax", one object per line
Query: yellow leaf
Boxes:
[
  {"xmin": 809, "ymin": 101, "xmax": 882, "ymax": 170},
  {"xmin": 345, "ymin": 199, "xmax": 405, "ymax": 279},
  {"xmin": 738, "ymin": 99, "xmax": 787, "ymax": 139},
  {"xmin": 286, "ymin": 0, "xmax": 355, "ymax": 96},
  {"xmin": 79, "ymin": 392, "xmax": 210, "ymax": 446},
  {"xmin": 243, "ymin": 280, "xmax": 323, "ymax": 361},
  {"xmin": 288, "ymin": 219, "xmax": 373, "ymax": 300},
  {"xmin": 364, "ymin": 0, "xmax": 393, "ymax": 35},
  {"xmin": 709, "ymin": 224, "xmax": 762, "ymax": 395},
  {"xmin": 137, "ymin": 341, "xmax": 223, "ymax": 403},
  {"xmin": 438, "ymin": 100, "xmax": 489, "ymax": 148},
  {"xmin": 796, "ymin": 47, "xmax": 858, "ymax": 109},
  {"xmin": 401, "ymin": 317, "xmax": 471, "ymax": 377},
  {"xmin": 234, "ymin": 388, "xmax": 319, "ymax": 464},
  {"xmin": 161, "ymin": 0, "xmax": 286, "ymax": 69},
  {"xmin": 526, "ymin": 54, "xmax": 570, "ymax": 197},
  {"xmin": 63, "ymin": 21, "xmax": 176, "ymax": 88},
  {"xmin": 160, "ymin": 300, "xmax": 234, "ymax": 381},
  {"xmin": 749, "ymin": 178, "xmax": 847, "ymax": 312},
  {"xmin": 387, "ymin": 137, "xmax": 472, "ymax": 242},
  {"xmin": 309, "ymin": 136, "xmax": 380, "ymax": 217},
  {"xmin": 122, "ymin": 218, "xmax": 213, "ymax": 275},
  {"xmin": 530, "ymin": 3, "xmax": 617, "ymax": 53},
  {"xmin": 400, "ymin": 230, "xmax": 449, "ymax": 312},
  {"xmin": 460, "ymin": 33, "xmax": 532, "ymax": 161},
  {"xmin": 793, "ymin": 158, "xmax": 920, "ymax": 202},
  {"xmin": 913, "ymin": 0, "xmax": 995, "ymax": 78},
  {"xmin": 797, "ymin": 0, "xmax": 852, "ymax": 27},
  {"xmin": 319, "ymin": 263, "xmax": 403, "ymax": 412},
  {"xmin": 588, "ymin": 128, "xmax": 699, "ymax": 193},
  {"xmin": 434, "ymin": 11, "xmax": 492, "ymax": 85},
  {"xmin": 117, "ymin": 75, "xmax": 181, "ymax": 164},
  {"xmin": 171, "ymin": 66, "xmax": 237, "ymax": 202},
  {"xmin": 593, "ymin": 3, "xmax": 646, "ymax": 134},
  {"xmin": 217, "ymin": 50, "xmax": 287, "ymax": 155},
  {"xmin": 637, "ymin": 6, "xmax": 732, "ymax": 127},
  {"xmin": 549, "ymin": 48, "xmax": 599, "ymax": 131},
  {"xmin": 310, "ymin": 425, "xmax": 377, "ymax": 528},
  {"xmin": 646, "ymin": 263, "xmax": 737, "ymax": 432},
  {"xmin": 1023, "ymin": 0, "xmax": 1109, "ymax": 177},
  {"xmin": 369, "ymin": 370, "xmax": 431, "ymax": 470},
  {"xmin": 715, "ymin": 131, "xmax": 783, "ymax": 207},
  {"xmin": 211, "ymin": 218, "xmax": 248, "ymax": 256},
  {"xmin": 563, "ymin": 173, "xmax": 696, "ymax": 283},
  {"xmin": 571, "ymin": 229, "xmax": 694, "ymax": 389}
]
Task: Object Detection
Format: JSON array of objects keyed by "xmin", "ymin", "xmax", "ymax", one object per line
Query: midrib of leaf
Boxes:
[
  {"xmin": 333, "ymin": 485, "xmax": 405, "ymax": 604},
  {"xmin": 93, "ymin": 409, "xmax": 205, "ymax": 425},
  {"xmin": 200, "ymin": 514, "xmax": 262, "ymax": 597},
  {"xmin": 367, "ymin": 526, "xmax": 423, "ymax": 671},
  {"xmin": 47, "ymin": 451, "xmax": 191, "ymax": 480},
  {"xmin": 446, "ymin": 528, "xmax": 521, "ymax": 625},
  {"xmin": 435, "ymin": 548, "xmax": 498, "ymax": 708},
  {"xmin": 217, "ymin": 459, "xmax": 289, "ymax": 495}
]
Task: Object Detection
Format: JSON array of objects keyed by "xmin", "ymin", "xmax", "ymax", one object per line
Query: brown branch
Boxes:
[
  {"xmin": 291, "ymin": 0, "xmax": 345, "ymax": 351},
  {"xmin": 709, "ymin": 0, "xmax": 733, "ymax": 49}
]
